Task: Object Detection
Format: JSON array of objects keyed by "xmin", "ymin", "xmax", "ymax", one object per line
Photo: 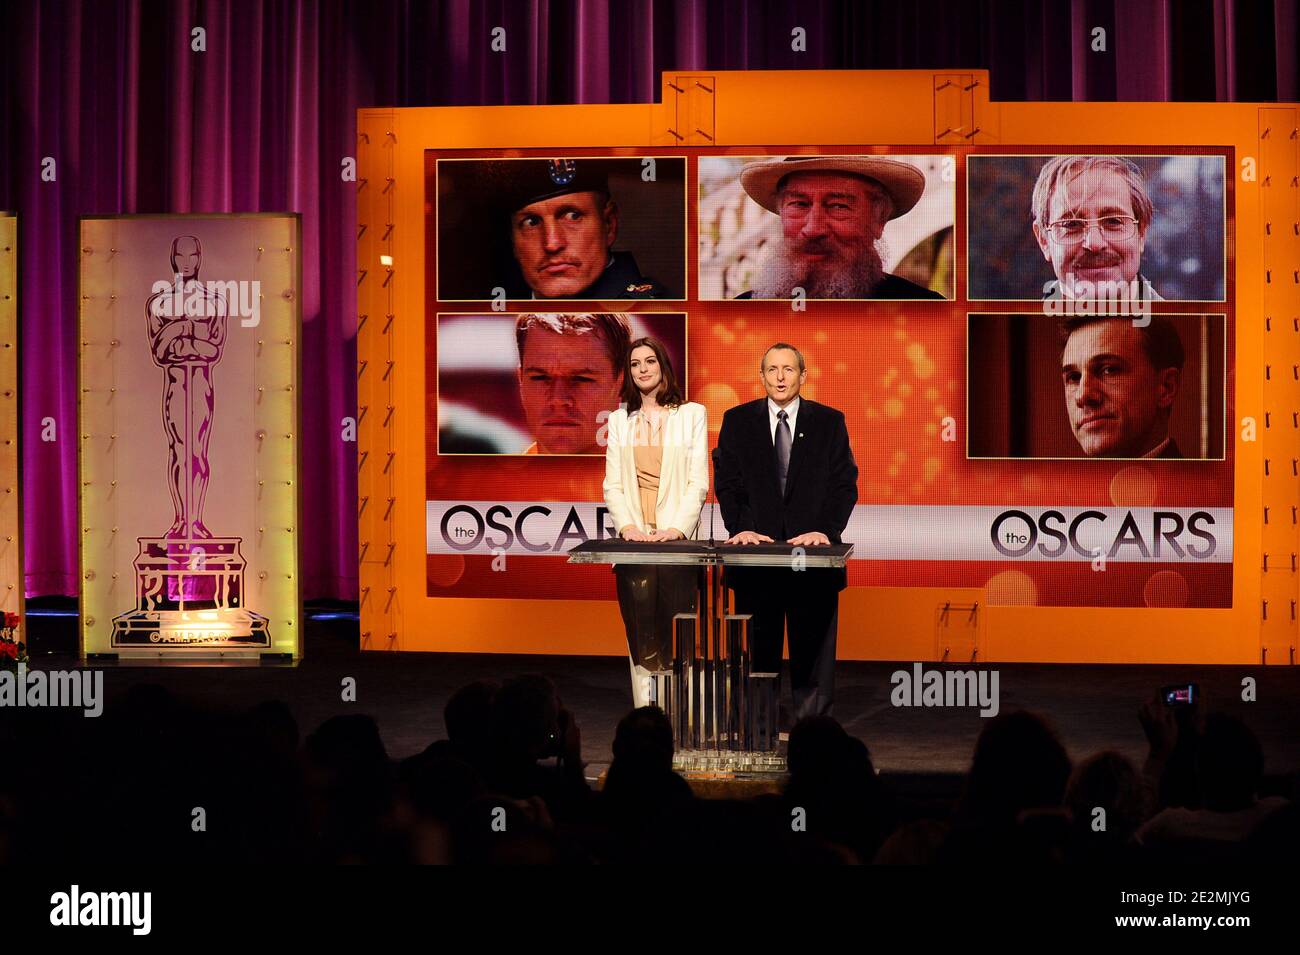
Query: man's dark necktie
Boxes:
[{"xmin": 775, "ymin": 409, "xmax": 791, "ymax": 495}]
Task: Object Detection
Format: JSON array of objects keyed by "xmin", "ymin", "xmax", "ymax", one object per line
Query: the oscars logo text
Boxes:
[{"xmin": 990, "ymin": 508, "xmax": 1218, "ymax": 560}]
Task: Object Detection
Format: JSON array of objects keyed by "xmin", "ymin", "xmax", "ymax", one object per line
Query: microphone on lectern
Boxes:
[{"xmin": 710, "ymin": 447, "xmax": 721, "ymax": 543}]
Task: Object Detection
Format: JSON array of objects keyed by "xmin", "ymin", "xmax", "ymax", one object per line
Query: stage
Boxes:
[{"xmin": 20, "ymin": 600, "xmax": 1300, "ymax": 797}]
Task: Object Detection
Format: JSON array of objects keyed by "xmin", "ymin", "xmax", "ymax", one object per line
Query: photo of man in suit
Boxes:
[
  {"xmin": 1033, "ymin": 155, "xmax": 1164, "ymax": 303},
  {"xmin": 713, "ymin": 343, "xmax": 859, "ymax": 720},
  {"xmin": 1059, "ymin": 316, "xmax": 1185, "ymax": 459}
]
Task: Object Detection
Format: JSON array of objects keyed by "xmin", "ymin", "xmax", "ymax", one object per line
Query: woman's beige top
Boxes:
[{"xmin": 632, "ymin": 412, "xmax": 664, "ymax": 530}]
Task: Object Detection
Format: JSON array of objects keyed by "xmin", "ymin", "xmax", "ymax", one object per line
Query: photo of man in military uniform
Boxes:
[
  {"xmin": 501, "ymin": 159, "xmax": 670, "ymax": 299},
  {"xmin": 435, "ymin": 157, "xmax": 684, "ymax": 300}
]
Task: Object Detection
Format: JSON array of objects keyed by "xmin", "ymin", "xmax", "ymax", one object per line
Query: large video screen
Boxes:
[{"xmin": 423, "ymin": 147, "xmax": 1234, "ymax": 608}]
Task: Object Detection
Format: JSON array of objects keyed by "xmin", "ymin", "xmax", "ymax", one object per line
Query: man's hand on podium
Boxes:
[
  {"xmin": 788, "ymin": 531, "xmax": 831, "ymax": 547},
  {"xmin": 725, "ymin": 531, "xmax": 775, "ymax": 545}
]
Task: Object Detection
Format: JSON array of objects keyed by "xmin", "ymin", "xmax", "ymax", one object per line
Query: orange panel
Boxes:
[{"xmin": 357, "ymin": 70, "xmax": 1290, "ymax": 664}]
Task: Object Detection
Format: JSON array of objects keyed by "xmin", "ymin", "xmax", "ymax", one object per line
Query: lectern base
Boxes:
[
  {"xmin": 111, "ymin": 608, "xmax": 271, "ymax": 647},
  {"xmin": 672, "ymin": 749, "xmax": 788, "ymax": 775},
  {"xmin": 567, "ymin": 539, "xmax": 856, "ymax": 779}
]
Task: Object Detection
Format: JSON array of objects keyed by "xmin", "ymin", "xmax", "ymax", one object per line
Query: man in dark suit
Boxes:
[{"xmin": 713, "ymin": 343, "xmax": 859, "ymax": 720}]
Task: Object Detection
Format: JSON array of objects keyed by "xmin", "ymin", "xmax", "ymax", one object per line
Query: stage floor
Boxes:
[{"xmin": 18, "ymin": 604, "xmax": 1300, "ymax": 788}]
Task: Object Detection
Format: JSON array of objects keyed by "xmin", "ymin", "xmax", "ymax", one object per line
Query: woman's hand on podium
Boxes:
[
  {"xmin": 647, "ymin": 528, "xmax": 685, "ymax": 542},
  {"xmin": 620, "ymin": 525, "xmax": 653, "ymax": 542}
]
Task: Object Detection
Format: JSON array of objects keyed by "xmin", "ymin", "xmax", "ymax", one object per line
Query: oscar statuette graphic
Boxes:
[{"xmin": 111, "ymin": 235, "xmax": 270, "ymax": 647}]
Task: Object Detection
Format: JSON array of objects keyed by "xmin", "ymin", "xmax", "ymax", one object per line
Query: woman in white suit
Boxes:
[{"xmin": 603, "ymin": 337, "xmax": 710, "ymax": 708}]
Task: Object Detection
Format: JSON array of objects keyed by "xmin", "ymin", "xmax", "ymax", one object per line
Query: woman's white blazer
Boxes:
[{"xmin": 602, "ymin": 401, "xmax": 710, "ymax": 539}]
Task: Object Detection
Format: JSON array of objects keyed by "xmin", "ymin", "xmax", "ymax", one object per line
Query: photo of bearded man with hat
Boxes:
[{"xmin": 731, "ymin": 155, "xmax": 947, "ymax": 300}]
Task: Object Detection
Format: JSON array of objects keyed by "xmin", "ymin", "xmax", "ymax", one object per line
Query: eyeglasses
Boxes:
[{"xmin": 1046, "ymin": 215, "xmax": 1140, "ymax": 243}]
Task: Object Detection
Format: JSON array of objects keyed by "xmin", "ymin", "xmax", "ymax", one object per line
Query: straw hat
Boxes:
[{"xmin": 739, "ymin": 156, "xmax": 926, "ymax": 220}]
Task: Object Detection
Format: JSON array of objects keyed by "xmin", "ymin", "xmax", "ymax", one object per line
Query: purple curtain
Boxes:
[{"xmin": 1, "ymin": 0, "xmax": 1295, "ymax": 600}]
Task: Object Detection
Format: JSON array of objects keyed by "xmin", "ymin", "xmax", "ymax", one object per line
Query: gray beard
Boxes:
[{"xmin": 749, "ymin": 240, "xmax": 887, "ymax": 299}]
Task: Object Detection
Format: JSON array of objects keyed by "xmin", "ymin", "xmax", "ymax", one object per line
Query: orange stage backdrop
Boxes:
[
  {"xmin": 357, "ymin": 70, "xmax": 1299, "ymax": 665},
  {"xmin": 0, "ymin": 214, "xmax": 19, "ymax": 637}
]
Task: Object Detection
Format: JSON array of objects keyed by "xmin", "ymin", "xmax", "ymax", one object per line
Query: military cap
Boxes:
[{"xmin": 493, "ymin": 159, "xmax": 612, "ymax": 216}]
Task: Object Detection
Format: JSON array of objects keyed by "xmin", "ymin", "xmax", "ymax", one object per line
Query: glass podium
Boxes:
[{"xmin": 568, "ymin": 539, "xmax": 853, "ymax": 776}]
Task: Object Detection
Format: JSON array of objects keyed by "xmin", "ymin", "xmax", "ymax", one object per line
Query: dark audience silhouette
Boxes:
[{"xmin": 0, "ymin": 674, "xmax": 1292, "ymax": 864}]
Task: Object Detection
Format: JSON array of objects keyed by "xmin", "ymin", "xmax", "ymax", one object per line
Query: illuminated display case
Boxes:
[
  {"xmin": 79, "ymin": 214, "xmax": 302, "ymax": 660},
  {"xmin": 0, "ymin": 213, "xmax": 20, "ymax": 635}
]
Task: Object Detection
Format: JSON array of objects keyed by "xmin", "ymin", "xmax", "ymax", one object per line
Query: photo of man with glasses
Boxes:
[{"xmin": 1030, "ymin": 155, "xmax": 1164, "ymax": 302}]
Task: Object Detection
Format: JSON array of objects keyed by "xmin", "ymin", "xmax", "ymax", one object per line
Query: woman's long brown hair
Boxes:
[{"xmin": 619, "ymin": 336, "xmax": 684, "ymax": 412}]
